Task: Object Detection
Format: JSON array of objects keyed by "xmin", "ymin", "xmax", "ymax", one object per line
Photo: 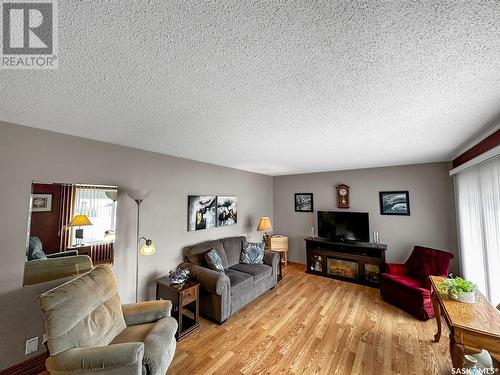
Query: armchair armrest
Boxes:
[
  {"xmin": 46, "ymin": 250, "xmax": 78, "ymax": 258},
  {"xmin": 122, "ymin": 300, "xmax": 172, "ymax": 325},
  {"xmin": 179, "ymin": 262, "xmax": 230, "ymax": 296},
  {"xmin": 263, "ymin": 251, "xmax": 280, "ymax": 274},
  {"xmin": 386, "ymin": 263, "xmax": 408, "ymax": 276},
  {"xmin": 46, "ymin": 342, "xmax": 144, "ymax": 373}
]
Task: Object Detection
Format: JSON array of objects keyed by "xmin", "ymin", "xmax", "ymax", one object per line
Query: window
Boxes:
[
  {"xmin": 455, "ymin": 156, "xmax": 500, "ymax": 305},
  {"xmin": 71, "ymin": 187, "xmax": 117, "ymax": 245}
]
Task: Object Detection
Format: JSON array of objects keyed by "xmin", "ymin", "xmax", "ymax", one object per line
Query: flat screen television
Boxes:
[{"xmin": 317, "ymin": 211, "xmax": 369, "ymax": 243}]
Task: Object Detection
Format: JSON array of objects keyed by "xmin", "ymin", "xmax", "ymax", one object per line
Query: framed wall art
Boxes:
[
  {"xmin": 31, "ymin": 193, "xmax": 53, "ymax": 212},
  {"xmin": 379, "ymin": 191, "xmax": 410, "ymax": 216},
  {"xmin": 295, "ymin": 193, "xmax": 313, "ymax": 212},
  {"xmin": 216, "ymin": 196, "xmax": 237, "ymax": 227},
  {"xmin": 187, "ymin": 195, "xmax": 216, "ymax": 231}
]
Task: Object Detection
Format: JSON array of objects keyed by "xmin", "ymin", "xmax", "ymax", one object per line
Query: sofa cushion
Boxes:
[
  {"xmin": 184, "ymin": 240, "xmax": 228, "ymax": 269},
  {"xmin": 240, "ymin": 241, "xmax": 265, "ymax": 264},
  {"xmin": 221, "ymin": 236, "xmax": 246, "ymax": 267},
  {"xmin": 225, "ymin": 269, "xmax": 254, "ymax": 296},
  {"xmin": 381, "ymin": 273, "xmax": 431, "ymax": 296},
  {"xmin": 229, "ymin": 263, "xmax": 272, "ymax": 283},
  {"xmin": 205, "ymin": 249, "xmax": 225, "ymax": 272}
]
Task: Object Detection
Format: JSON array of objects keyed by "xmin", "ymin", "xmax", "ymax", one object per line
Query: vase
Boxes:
[{"xmin": 448, "ymin": 290, "xmax": 476, "ymax": 304}]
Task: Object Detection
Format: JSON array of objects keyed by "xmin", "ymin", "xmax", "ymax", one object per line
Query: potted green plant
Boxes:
[{"xmin": 440, "ymin": 276, "xmax": 477, "ymax": 304}]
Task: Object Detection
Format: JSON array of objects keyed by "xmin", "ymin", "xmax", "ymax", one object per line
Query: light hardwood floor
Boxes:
[{"xmin": 167, "ymin": 263, "xmax": 452, "ymax": 375}]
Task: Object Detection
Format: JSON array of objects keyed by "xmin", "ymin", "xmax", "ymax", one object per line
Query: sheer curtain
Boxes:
[{"xmin": 455, "ymin": 156, "xmax": 500, "ymax": 305}]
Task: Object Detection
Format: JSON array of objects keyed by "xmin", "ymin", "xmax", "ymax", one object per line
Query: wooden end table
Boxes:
[
  {"xmin": 268, "ymin": 236, "xmax": 288, "ymax": 266},
  {"xmin": 156, "ymin": 278, "xmax": 200, "ymax": 341},
  {"xmin": 266, "ymin": 235, "xmax": 288, "ymax": 282},
  {"xmin": 429, "ymin": 276, "xmax": 500, "ymax": 368},
  {"xmin": 270, "ymin": 250, "xmax": 284, "ymax": 282}
]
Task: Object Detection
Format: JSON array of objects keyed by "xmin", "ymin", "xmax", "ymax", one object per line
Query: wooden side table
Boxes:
[{"xmin": 156, "ymin": 278, "xmax": 200, "ymax": 341}]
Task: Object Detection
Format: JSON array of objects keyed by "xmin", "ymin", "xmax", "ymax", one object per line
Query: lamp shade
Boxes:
[
  {"xmin": 127, "ymin": 189, "xmax": 150, "ymax": 201},
  {"xmin": 139, "ymin": 239, "xmax": 156, "ymax": 256},
  {"xmin": 105, "ymin": 190, "xmax": 118, "ymax": 201},
  {"xmin": 256, "ymin": 216, "xmax": 273, "ymax": 232},
  {"xmin": 68, "ymin": 215, "xmax": 93, "ymax": 227}
]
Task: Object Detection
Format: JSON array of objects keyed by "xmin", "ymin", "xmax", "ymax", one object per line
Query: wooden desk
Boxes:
[{"xmin": 429, "ymin": 276, "xmax": 500, "ymax": 368}]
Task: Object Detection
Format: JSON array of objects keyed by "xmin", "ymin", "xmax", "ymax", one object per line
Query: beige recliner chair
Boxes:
[{"xmin": 39, "ymin": 265, "xmax": 177, "ymax": 374}]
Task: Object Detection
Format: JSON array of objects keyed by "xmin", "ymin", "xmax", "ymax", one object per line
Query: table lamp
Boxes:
[
  {"xmin": 68, "ymin": 214, "xmax": 93, "ymax": 245},
  {"xmin": 257, "ymin": 216, "xmax": 273, "ymax": 246}
]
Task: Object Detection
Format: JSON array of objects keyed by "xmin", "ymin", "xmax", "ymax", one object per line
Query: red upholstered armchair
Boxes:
[{"xmin": 380, "ymin": 246, "xmax": 454, "ymax": 320}]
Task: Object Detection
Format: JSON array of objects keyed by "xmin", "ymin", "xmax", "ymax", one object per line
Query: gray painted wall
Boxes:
[
  {"xmin": 0, "ymin": 121, "xmax": 273, "ymax": 369},
  {"xmin": 0, "ymin": 121, "xmax": 459, "ymax": 370},
  {"xmin": 273, "ymin": 162, "xmax": 458, "ymax": 272}
]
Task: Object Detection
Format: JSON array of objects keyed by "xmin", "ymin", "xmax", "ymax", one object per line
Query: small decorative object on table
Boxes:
[
  {"xmin": 169, "ymin": 267, "xmax": 190, "ymax": 284},
  {"xmin": 439, "ymin": 275, "xmax": 476, "ymax": 304}
]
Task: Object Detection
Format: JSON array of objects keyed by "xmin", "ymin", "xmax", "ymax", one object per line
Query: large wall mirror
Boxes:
[{"xmin": 23, "ymin": 182, "xmax": 118, "ymax": 286}]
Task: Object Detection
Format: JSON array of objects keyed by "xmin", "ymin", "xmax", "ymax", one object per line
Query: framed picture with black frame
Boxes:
[
  {"xmin": 295, "ymin": 193, "xmax": 313, "ymax": 212},
  {"xmin": 379, "ymin": 191, "xmax": 410, "ymax": 216}
]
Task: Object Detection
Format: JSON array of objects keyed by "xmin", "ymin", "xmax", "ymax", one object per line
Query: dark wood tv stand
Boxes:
[{"xmin": 305, "ymin": 237, "xmax": 387, "ymax": 287}]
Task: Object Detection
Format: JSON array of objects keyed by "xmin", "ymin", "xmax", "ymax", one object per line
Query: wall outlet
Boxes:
[{"xmin": 25, "ymin": 337, "xmax": 38, "ymax": 355}]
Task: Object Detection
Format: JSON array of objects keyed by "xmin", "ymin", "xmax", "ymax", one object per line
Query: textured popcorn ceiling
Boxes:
[{"xmin": 1, "ymin": 1, "xmax": 499, "ymax": 175}]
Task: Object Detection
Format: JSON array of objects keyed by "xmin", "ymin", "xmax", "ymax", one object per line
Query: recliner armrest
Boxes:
[
  {"xmin": 46, "ymin": 342, "xmax": 144, "ymax": 373},
  {"xmin": 122, "ymin": 300, "xmax": 172, "ymax": 325},
  {"xmin": 179, "ymin": 262, "xmax": 230, "ymax": 295}
]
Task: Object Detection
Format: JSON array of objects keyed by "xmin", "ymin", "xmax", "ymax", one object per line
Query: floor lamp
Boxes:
[{"xmin": 127, "ymin": 189, "xmax": 156, "ymax": 303}]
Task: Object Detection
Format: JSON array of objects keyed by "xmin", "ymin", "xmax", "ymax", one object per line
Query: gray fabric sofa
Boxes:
[
  {"xmin": 39, "ymin": 265, "xmax": 177, "ymax": 375},
  {"xmin": 180, "ymin": 236, "xmax": 279, "ymax": 324}
]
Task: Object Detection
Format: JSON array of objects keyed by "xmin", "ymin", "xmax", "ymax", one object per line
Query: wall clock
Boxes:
[{"xmin": 336, "ymin": 184, "xmax": 350, "ymax": 209}]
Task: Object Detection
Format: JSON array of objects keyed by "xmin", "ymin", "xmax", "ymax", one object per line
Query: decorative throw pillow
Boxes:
[
  {"xmin": 240, "ymin": 241, "xmax": 265, "ymax": 265},
  {"xmin": 205, "ymin": 249, "xmax": 225, "ymax": 272}
]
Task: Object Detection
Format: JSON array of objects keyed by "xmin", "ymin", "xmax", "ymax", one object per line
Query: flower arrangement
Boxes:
[
  {"xmin": 169, "ymin": 267, "xmax": 190, "ymax": 284},
  {"xmin": 439, "ymin": 275, "xmax": 476, "ymax": 303}
]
